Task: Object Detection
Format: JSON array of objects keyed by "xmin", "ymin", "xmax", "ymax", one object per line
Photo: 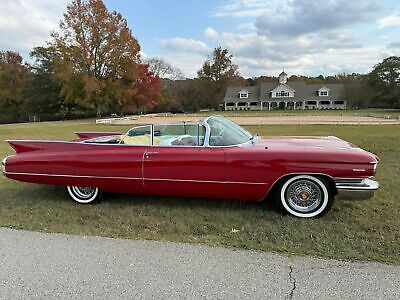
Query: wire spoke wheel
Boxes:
[
  {"xmin": 286, "ymin": 180, "xmax": 322, "ymax": 212},
  {"xmin": 67, "ymin": 186, "xmax": 101, "ymax": 204},
  {"xmin": 279, "ymin": 175, "xmax": 333, "ymax": 218}
]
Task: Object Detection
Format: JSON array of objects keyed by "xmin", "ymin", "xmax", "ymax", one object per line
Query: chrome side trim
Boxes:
[
  {"xmin": 5, "ymin": 172, "xmax": 141, "ymax": 181},
  {"xmin": 143, "ymin": 177, "xmax": 266, "ymax": 185},
  {"xmin": 4, "ymin": 171, "xmax": 266, "ymax": 185},
  {"xmin": 335, "ymin": 178, "xmax": 379, "ymax": 200}
]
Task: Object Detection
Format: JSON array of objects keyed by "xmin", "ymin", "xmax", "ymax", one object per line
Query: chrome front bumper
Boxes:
[
  {"xmin": 1, "ymin": 156, "xmax": 7, "ymax": 175},
  {"xmin": 335, "ymin": 178, "xmax": 379, "ymax": 200}
]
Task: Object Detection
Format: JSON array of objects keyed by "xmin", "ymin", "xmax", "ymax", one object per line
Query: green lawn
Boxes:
[{"xmin": 0, "ymin": 120, "xmax": 399, "ymax": 264}]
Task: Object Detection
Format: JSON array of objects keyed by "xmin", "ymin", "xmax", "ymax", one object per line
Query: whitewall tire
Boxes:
[
  {"xmin": 278, "ymin": 175, "xmax": 334, "ymax": 218},
  {"xmin": 66, "ymin": 186, "xmax": 102, "ymax": 204}
]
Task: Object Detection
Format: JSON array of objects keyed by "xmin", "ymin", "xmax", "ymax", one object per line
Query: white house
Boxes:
[{"xmin": 224, "ymin": 71, "xmax": 346, "ymax": 110}]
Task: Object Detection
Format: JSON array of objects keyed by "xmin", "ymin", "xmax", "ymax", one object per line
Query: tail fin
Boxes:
[
  {"xmin": 7, "ymin": 140, "xmax": 45, "ymax": 153},
  {"xmin": 74, "ymin": 132, "xmax": 122, "ymax": 139}
]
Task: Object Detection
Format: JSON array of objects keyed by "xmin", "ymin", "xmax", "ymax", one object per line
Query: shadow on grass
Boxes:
[{"xmin": 18, "ymin": 183, "xmax": 281, "ymax": 215}]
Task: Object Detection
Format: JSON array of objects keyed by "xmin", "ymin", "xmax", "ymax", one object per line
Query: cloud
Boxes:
[
  {"xmin": 155, "ymin": 53, "xmax": 207, "ymax": 78},
  {"xmin": 377, "ymin": 11, "xmax": 400, "ymax": 28},
  {"xmin": 387, "ymin": 42, "xmax": 400, "ymax": 49},
  {"xmin": 255, "ymin": 0, "xmax": 378, "ymax": 37},
  {"xmin": 234, "ymin": 46, "xmax": 385, "ymax": 77},
  {"xmin": 212, "ymin": 0, "xmax": 270, "ymax": 18},
  {"xmin": 384, "ymin": 41, "xmax": 400, "ymax": 56},
  {"xmin": 0, "ymin": 0, "xmax": 68, "ymax": 60},
  {"xmin": 204, "ymin": 27, "xmax": 219, "ymax": 39},
  {"xmin": 238, "ymin": 22, "xmax": 256, "ymax": 31},
  {"xmin": 159, "ymin": 37, "xmax": 211, "ymax": 55},
  {"xmin": 213, "ymin": 29, "xmax": 360, "ymax": 62}
]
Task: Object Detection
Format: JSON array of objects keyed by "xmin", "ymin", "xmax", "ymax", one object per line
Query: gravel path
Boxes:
[{"xmin": 0, "ymin": 228, "xmax": 399, "ymax": 299}]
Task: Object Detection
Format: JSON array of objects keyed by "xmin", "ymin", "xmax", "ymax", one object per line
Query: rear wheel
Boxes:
[
  {"xmin": 277, "ymin": 175, "xmax": 334, "ymax": 218},
  {"xmin": 66, "ymin": 186, "xmax": 102, "ymax": 204}
]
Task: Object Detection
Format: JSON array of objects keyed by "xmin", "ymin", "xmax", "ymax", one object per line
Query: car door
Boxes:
[{"xmin": 142, "ymin": 123, "xmax": 227, "ymax": 198}]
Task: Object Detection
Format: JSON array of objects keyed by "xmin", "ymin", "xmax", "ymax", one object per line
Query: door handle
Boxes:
[{"xmin": 144, "ymin": 151, "xmax": 158, "ymax": 159}]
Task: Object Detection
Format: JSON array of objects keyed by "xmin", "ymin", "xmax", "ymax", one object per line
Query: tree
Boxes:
[
  {"xmin": 197, "ymin": 47, "xmax": 241, "ymax": 109},
  {"xmin": 23, "ymin": 47, "xmax": 63, "ymax": 116},
  {"xmin": 343, "ymin": 74, "xmax": 375, "ymax": 108},
  {"xmin": 146, "ymin": 58, "xmax": 184, "ymax": 80},
  {"xmin": 0, "ymin": 51, "xmax": 29, "ymax": 120},
  {"xmin": 198, "ymin": 47, "xmax": 239, "ymax": 82},
  {"xmin": 49, "ymin": 0, "xmax": 160, "ymax": 115},
  {"xmin": 368, "ymin": 56, "xmax": 400, "ymax": 108},
  {"xmin": 117, "ymin": 63, "xmax": 162, "ymax": 114}
]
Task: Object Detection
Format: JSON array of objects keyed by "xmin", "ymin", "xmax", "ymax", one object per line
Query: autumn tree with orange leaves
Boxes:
[{"xmin": 50, "ymin": 0, "xmax": 160, "ymax": 115}]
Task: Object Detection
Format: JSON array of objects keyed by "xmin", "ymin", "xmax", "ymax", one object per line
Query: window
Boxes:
[
  {"xmin": 306, "ymin": 101, "xmax": 317, "ymax": 105},
  {"xmin": 237, "ymin": 102, "xmax": 247, "ymax": 107},
  {"xmin": 276, "ymin": 91, "xmax": 290, "ymax": 97},
  {"xmin": 153, "ymin": 123, "xmax": 206, "ymax": 146},
  {"xmin": 226, "ymin": 102, "xmax": 235, "ymax": 107},
  {"xmin": 239, "ymin": 91, "xmax": 249, "ymax": 98},
  {"xmin": 250, "ymin": 102, "xmax": 258, "ymax": 106},
  {"xmin": 334, "ymin": 100, "xmax": 344, "ymax": 105},
  {"xmin": 320, "ymin": 101, "xmax": 330, "ymax": 105},
  {"xmin": 319, "ymin": 91, "xmax": 328, "ymax": 96}
]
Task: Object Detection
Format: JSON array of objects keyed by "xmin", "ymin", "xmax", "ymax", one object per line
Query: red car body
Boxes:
[{"xmin": 2, "ymin": 116, "xmax": 379, "ymax": 217}]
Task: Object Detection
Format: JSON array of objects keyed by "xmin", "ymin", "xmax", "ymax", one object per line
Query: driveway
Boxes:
[{"xmin": 0, "ymin": 228, "xmax": 399, "ymax": 299}]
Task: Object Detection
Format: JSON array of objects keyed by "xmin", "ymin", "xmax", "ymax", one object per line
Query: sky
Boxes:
[{"xmin": 1, "ymin": 0, "xmax": 400, "ymax": 78}]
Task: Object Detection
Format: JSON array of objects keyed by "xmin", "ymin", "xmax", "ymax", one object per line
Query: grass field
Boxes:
[{"xmin": 0, "ymin": 119, "xmax": 399, "ymax": 264}]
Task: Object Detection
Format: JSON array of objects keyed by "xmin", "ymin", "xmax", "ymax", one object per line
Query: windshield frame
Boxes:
[
  {"xmin": 119, "ymin": 116, "xmax": 257, "ymax": 148},
  {"xmin": 203, "ymin": 115, "xmax": 256, "ymax": 148}
]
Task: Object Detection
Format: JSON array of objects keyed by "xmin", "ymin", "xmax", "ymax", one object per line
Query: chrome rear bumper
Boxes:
[{"xmin": 335, "ymin": 178, "xmax": 379, "ymax": 200}]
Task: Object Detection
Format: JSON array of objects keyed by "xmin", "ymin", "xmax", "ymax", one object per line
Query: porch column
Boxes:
[
  {"xmin": 260, "ymin": 101, "xmax": 263, "ymax": 111},
  {"xmin": 303, "ymin": 101, "xmax": 306, "ymax": 110}
]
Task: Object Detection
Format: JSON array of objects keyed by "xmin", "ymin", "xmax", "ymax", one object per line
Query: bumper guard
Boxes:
[{"xmin": 335, "ymin": 178, "xmax": 379, "ymax": 200}]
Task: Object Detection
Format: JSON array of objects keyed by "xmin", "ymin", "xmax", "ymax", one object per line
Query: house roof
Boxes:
[
  {"xmin": 224, "ymin": 81, "xmax": 344, "ymax": 102},
  {"xmin": 224, "ymin": 86, "xmax": 260, "ymax": 103}
]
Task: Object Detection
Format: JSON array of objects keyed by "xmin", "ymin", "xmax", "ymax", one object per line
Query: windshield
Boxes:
[{"xmin": 207, "ymin": 116, "xmax": 253, "ymax": 146}]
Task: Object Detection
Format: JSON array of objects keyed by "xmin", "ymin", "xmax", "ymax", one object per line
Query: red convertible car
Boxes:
[{"xmin": 2, "ymin": 116, "xmax": 379, "ymax": 218}]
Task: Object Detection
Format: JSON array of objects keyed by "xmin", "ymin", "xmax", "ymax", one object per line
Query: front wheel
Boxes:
[
  {"xmin": 277, "ymin": 175, "xmax": 334, "ymax": 218},
  {"xmin": 66, "ymin": 186, "xmax": 102, "ymax": 204}
]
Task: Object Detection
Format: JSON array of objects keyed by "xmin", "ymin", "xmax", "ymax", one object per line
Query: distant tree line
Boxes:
[
  {"xmin": 0, "ymin": 0, "xmax": 399, "ymax": 123},
  {"xmin": 153, "ymin": 55, "xmax": 400, "ymax": 113}
]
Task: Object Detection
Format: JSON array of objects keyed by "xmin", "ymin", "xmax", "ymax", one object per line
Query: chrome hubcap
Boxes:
[
  {"xmin": 72, "ymin": 186, "xmax": 96, "ymax": 199},
  {"xmin": 286, "ymin": 180, "xmax": 322, "ymax": 212}
]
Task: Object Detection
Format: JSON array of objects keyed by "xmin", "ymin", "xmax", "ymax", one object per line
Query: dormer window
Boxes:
[
  {"xmin": 318, "ymin": 87, "xmax": 330, "ymax": 97},
  {"xmin": 239, "ymin": 90, "xmax": 249, "ymax": 99}
]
